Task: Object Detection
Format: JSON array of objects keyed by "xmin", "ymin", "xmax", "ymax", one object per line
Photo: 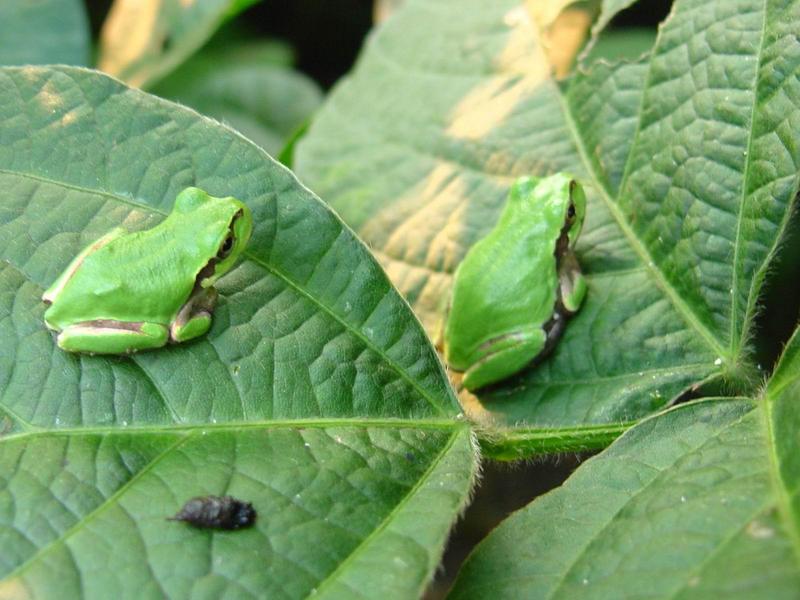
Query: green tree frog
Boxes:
[
  {"xmin": 443, "ymin": 173, "xmax": 587, "ymax": 391},
  {"xmin": 42, "ymin": 187, "xmax": 252, "ymax": 354}
]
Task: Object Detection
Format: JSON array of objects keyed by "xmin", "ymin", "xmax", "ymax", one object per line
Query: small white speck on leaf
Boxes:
[{"xmin": 747, "ymin": 520, "xmax": 774, "ymax": 539}]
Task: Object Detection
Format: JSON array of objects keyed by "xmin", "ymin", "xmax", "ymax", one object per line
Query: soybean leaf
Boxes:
[
  {"xmin": 98, "ymin": 0, "xmax": 258, "ymax": 88},
  {"xmin": 583, "ymin": 28, "xmax": 656, "ymax": 62},
  {"xmin": 152, "ymin": 42, "xmax": 323, "ymax": 156},
  {"xmin": 0, "ymin": 0, "xmax": 89, "ymax": 66},
  {"xmin": 295, "ymin": 0, "xmax": 800, "ymax": 435},
  {"xmin": 0, "ymin": 66, "xmax": 474, "ymax": 598},
  {"xmin": 450, "ymin": 323, "xmax": 800, "ymax": 598}
]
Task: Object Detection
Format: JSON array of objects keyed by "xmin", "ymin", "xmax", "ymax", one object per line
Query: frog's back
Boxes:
[
  {"xmin": 447, "ymin": 225, "xmax": 558, "ymax": 361},
  {"xmin": 44, "ymin": 226, "xmax": 203, "ymax": 327},
  {"xmin": 446, "ymin": 178, "xmax": 566, "ymax": 364}
]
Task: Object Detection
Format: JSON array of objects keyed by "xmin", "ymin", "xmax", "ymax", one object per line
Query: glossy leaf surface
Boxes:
[
  {"xmin": 295, "ymin": 0, "xmax": 800, "ymax": 431},
  {"xmin": 0, "ymin": 66, "xmax": 473, "ymax": 598},
  {"xmin": 451, "ymin": 326, "xmax": 800, "ymax": 598}
]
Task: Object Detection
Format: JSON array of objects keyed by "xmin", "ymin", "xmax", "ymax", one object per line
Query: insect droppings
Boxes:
[{"xmin": 169, "ymin": 495, "xmax": 256, "ymax": 530}]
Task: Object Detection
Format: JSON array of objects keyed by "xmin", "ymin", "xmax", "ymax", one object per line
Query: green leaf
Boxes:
[
  {"xmin": 583, "ymin": 28, "xmax": 656, "ymax": 62},
  {"xmin": 0, "ymin": 66, "xmax": 474, "ymax": 597},
  {"xmin": 294, "ymin": 0, "xmax": 800, "ymax": 433},
  {"xmin": 151, "ymin": 43, "xmax": 323, "ymax": 156},
  {"xmin": 98, "ymin": 0, "xmax": 259, "ymax": 89},
  {"xmin": 450, "ymin": 326, "xmax": 800, "ymax": 598},
  {"xmin": 1, "ymin": 425, "xmax": 476, "ymax": 599},
  {"xmin": 0, "ymin": 0, "xmax": 89, "ymax": 66}
]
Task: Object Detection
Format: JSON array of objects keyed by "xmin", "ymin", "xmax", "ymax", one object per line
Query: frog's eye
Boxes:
[
  {"xmin": 218, "ymin": 234, "xmax": 234, "ymax": 258},
  {"xmin": 567, "ymin": 203, "xmax": 576, "ymax": 220}
]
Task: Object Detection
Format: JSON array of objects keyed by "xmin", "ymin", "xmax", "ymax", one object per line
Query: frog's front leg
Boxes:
[
  {"xmin": 461, "ymin": 327, "xmax": 547, "ymax": 391},
  {"xmin": 170, "ymin": 287, "xmax": 218, "ymax": 343},
  {"xmin": 559, "ymin": 252, "xmax": 587, "ymax": 314},
  {"xmin": 57, "ymin": 321, "xmax": 169, "ymax": 354}
]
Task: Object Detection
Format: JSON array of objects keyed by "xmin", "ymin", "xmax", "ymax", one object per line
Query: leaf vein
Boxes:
[
  {"xmin": 1, "ymin": 433, "xmax": 192, "ymax": 582},
  {"xmin": 308, "ymin": 426, "xmax": 463, "ymax": 597}
]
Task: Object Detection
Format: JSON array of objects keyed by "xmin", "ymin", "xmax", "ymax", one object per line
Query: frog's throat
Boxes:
[
  {"xmin": 554, "ymin": 205, "xmax": 584, "ymax": 312},
  {"xmin": 197, "ymin": 257, "xmax": 220, "ymax": 288}
]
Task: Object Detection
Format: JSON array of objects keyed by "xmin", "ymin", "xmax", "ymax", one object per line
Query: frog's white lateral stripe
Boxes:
[{"xmin": 63, "ymin": 326, "xmax": 145, "ymax": 337}]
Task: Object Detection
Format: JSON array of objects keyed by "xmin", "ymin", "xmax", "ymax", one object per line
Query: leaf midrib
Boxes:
[
  {"xmin": 729, "ymin": 0, "xmax": 768, "ymax": 360},
  {"xmin": 309, "ymin": 426, "xmax": 463, "ymax": 598},
  {"xmin": 664, "ymin": 496, "xmax": 784, "ymax": 599},
  {"xmin": 553, "ymin": 85, "xmax": 729, "ymax": 364},
  {"xmin": 0, "ymin": 167, "xmax": 454, "ymax": 418},
  {"xmin": 762, "ymin": 380, "xmax": 800, "ymax": 567},
  {"xmin": 543, "ymin": 401, "xmax": 757, "ymax": 598},
  {"xmin": 0, "ymin": 417, "xmax": 462, "ymax": 443},
  {"xmin": 1, "ymin": 423, "xmax": 469, "ymax": 591},
  {"xmin": 1, "ymin": 433, "xmax": 193, "ymax": 583}
]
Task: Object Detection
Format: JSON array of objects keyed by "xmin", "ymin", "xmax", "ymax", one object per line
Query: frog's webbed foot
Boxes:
[
  {"xmin": 171, "ymin": 287, "xmax": 218, "ymax": 343},
  {"xmin": 57, "ymin": 321, "xmax": 169, "ymax": 354}
]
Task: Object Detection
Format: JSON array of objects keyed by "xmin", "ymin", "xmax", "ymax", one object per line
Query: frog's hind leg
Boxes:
[
  {"xmin": 57, "ymin": 321, "xmax": 169, "ymax": 354},
  {"xmin": 461, "ymin": 328, "xmax": 547, "ymax": 391},
  {"xmin": 170, "ymin": 287, "xmax": 219, "ymax": 343}
]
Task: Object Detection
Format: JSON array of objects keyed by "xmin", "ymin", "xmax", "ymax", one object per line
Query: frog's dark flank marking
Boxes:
[{"xmin": 169, "ymin": 495, "xmax": 256, "ymax": 530}]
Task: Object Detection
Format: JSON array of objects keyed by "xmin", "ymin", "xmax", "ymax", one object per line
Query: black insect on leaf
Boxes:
[{"xmin": 169, "ymin": 495, "xmax": 257, "ymax": 530}]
